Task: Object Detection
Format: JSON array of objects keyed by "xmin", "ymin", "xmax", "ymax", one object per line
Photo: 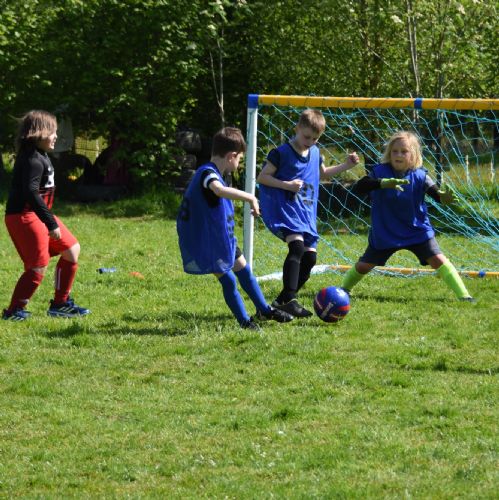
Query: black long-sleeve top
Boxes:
[
  {"xmin": 5, "ymin": 146, "xmax": 58, "ymax": 230},
  {"xmin": 353, "ymin": 174, "xmax": 442, "ymax": 203}
]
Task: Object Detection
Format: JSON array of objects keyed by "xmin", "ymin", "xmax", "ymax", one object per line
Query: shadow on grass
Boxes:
[
  {"xmin": 96, "ymin": 310, "xmax": 234, "ymax": 337},
  {"xmin": 44, "ymin": 322, "xmax": 89, "ymax": 338},
  {"xmin": 347, "ymin": 291, "xmax": 448, "ymax": 304},
  {"xmin": 401, "ymin": 361, "xmax": 498, "ymax": 376}
]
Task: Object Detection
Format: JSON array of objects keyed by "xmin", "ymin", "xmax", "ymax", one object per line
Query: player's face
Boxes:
[
  {"xmin": 38, "ymin": 131, "xmax": 58, "ymax": 152},
  {"xmin": 226, "ymin": 152, "xmax": 244, "ymax": 173},
  {"xmin": 390, "ymin": 138, "xmax": 413, "ymax": 172},
  {"xmin": 294, "ymin": 126, "xmax": 321, "ymax": 151}
]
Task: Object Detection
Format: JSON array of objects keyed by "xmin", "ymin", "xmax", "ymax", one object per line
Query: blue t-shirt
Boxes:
[
  {"xmin": 259, "ymin": 143, "xmax": 322, "ymax": 239},
  {"xmin": 369, "ymin": 163, "xmax": 435, "ymax": 249},
  {"xmin": 177, "ymin": 163, "xmax": 236, "ymax": 274}
]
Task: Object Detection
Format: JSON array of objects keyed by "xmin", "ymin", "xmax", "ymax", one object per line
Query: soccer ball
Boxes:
[{"xmin": 314, "ymin": 286, "xmax": 350, "ymax": 323}]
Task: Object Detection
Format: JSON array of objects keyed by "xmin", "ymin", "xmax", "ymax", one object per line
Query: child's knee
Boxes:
[
  {"xmin": 356, "ymin": 261, "xmax": 374, "ymax": 274},
  {"xmin": 302, "ymin": 250, "xmax": 317, "ymax": 267},
  {"xmin": 31, "ymin": 266, "xmax": 48, "ymax": 276},
  {"xmin": 232, "ymin": 254, "xmax": 247, "ymax": 272},
  {"xmin": 287, "ymin": 239, "xmax": 305, "ymax": 261},
  {"xmin": 427, "ymin": 253, "xmax": 447, "ymax": 269}
]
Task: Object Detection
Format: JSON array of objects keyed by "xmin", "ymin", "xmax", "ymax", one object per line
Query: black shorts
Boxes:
[
  {"xmin": 277, "ymin": 229, "xmax": 319, "ymax": 249},
  {"xmin": 235, "ymin": 246, "xmax": 243, "ymax": 260},
  {"xmin": 359, "ymin": 238, "xmax": 442, "ymax": 266}
]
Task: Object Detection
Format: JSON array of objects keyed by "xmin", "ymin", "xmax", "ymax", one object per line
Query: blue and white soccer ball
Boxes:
[{"xmin": 314, "ymin": 286, "xmax": 350, "ymax": 323}]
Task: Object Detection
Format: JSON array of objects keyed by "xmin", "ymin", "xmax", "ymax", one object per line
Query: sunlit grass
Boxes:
[{"xmin": 0, "ymin": 197, "xmax": 497, "ymax": 498}]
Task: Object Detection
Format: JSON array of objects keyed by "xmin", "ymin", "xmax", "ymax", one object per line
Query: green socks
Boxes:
[
  {"xmin": 342, "ymin": 266, "xmax": 365, "ymax": 292},
  {"xmin": 437, "ymin": 261, "xmax": 472, "ymax": 299},
  {"xmin": 342, "ymin": 261, "xmax": 472, "ymax": 300}
]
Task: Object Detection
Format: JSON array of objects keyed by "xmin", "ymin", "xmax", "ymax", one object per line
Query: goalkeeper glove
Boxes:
[
  {"xmin": 438, "ymin": 183, "xmax": 465, "ymax": 214},
  {"xmin": 437, "ymin": 184, "xmax": 459, "ymax": 205},
  {"xmin": 380, "ymin": 178, "xmax": 410, "ymax": 192}
]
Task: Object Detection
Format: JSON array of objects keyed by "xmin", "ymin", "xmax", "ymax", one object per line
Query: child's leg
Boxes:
[
  {"xmin": 49, "ymin": 225, "xmax": 80, "ymax": 305},
  {"xmin": 233, "ymin": 256, "xmax": 271, "ymax": 314},
  {"xmin": 276, "ymin": 239, "xmax": 304, "ymax": 304},
  {"xmin": 4, "ymin": 213, "xmax": 48, "ymax": 312},
  {"xmin": 6, "ymin": 267, "xmax": 45, "ymax": 312},
  {"xmin": 54, "ymin": 257, "xmax": 78, "ymax": 304},
  {"xmin": 429, "ymin": 255, "xmax": 473, "ymax": 300},
  {"xmin": 342, "ymin": 262, "xmax": 374, "ymax": 292},
  {"xmin": 218, "ymin": 271, "xmax": 251, "ymax": 325},
  {"xmin": 296, "ymin": 249, "xmax": 317, "ymax": 292}
]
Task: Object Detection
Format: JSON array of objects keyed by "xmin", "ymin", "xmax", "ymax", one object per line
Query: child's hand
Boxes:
[
  {"xmin": 438, "ymin": 184, "xmax": 458, "ymax": 205},
  {"xmin": 438, "ymin": 184, "xmax": 465, "ymax": 213},
  {"xmin": 380, "ymin": 178, "xmax": 410, "ymax": 191},
  {"xmin": 49, "ymin": 227, "xmax": 62, "ymax": 240},
  {"xmin": 345, "ymin": 152, "xmax": 360, "ymax": 169},
  {"xmin": 286, "ymin": 179, "xmax": 303, "ymax": 193},
  {"xmin": 250, "ymin": 196, "xmax": 260, "ymax": 217}
]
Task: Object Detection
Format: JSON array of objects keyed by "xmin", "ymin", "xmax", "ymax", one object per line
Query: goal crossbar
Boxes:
[{"xmin": 248, "ymin": 94, "xmax": 499, "ymax": 111}]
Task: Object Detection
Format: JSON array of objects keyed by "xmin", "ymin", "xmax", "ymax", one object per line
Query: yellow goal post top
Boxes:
[{"xmin": 247, "ymin": 94, "xmax": 499, "ymax": 111}]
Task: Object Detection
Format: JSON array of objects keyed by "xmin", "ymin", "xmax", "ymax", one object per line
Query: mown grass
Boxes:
[{"xmin": 0, "ymin": 194, "xmax": 497, "ymax": 498}]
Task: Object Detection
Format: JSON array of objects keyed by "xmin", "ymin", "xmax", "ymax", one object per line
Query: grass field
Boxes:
[{"xmin": 0, "ymin": 194, "xmax": 498, "ymax": 498}]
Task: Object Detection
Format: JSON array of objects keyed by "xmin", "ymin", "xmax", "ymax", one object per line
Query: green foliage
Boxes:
[
  {"xmin": 0, "ymin": 0, "xmax": 496, "ymax": 182},
  {"xmin": 0, "ymin": 205, "xmax": 497, "ymax": 497}
]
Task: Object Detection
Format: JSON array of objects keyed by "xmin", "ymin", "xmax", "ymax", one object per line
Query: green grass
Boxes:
[{"xmin": 0, "ymin": 196, "xmax": 498, "ymax": 498}]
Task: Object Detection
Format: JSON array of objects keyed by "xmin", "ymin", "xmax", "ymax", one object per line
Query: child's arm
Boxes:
[
  {"xmin": 426, "ymin": 181, "xmax": 463, "ymax": 212},
  {"xmin": 320, "ymin": 152, "xmax": 359, "ymax": 180},
  {"xmin": 352, "ymin": 176, "xmax": 410, "ymax": 194},
  {"xmin": 209, "ymin": 179, "xmax": 260, "ymax": 216},
  {"xmin": 426, "ymin": 183, "xmax": 458, "ymax": 205},
  {"xmin": 256, "ymin": 160, "xmax": 303, "ymax": 193}
]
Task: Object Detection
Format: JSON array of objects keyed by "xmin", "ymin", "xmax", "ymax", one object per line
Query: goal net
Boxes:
[{"xmin": 243, "ymin": 95, "xmax": 499, "ymax": 279}]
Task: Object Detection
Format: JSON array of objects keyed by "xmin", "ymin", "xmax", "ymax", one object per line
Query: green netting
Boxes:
[{"xmin": 245, "ymin": 98, "xmax": 499, "ymax": 278}]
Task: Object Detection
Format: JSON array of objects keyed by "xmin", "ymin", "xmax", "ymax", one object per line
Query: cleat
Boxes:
[
  {"xmin": 272, "ymin": 299, "xmax": 313, "ymax": 318},
  {"xmin": 47, "ymin": 297, "xmax": 90, "ymax": 318},
  {"xmin": 240, "ymin": 319, "xmax": 262, "ymax": 331},
  {"xmin": 459, "ymin": 296, "xmax": 477, "ymax": 303},
  {"xmin": 254, "ymin": 306, "xmax": 294, "ymax": 323},
  {"xmin": 2, "ymin": 308, "xmax": 31, "ymax": 321}
]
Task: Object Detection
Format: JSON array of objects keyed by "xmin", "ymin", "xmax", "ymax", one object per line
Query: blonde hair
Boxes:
[
  {"xmin": 297, "ymin": 108, "xmax": 326, "ymax": 135},
  {"xmin": 16, "ymin": 110, "xmax": 57, "ymax": 151},
  {"xmin": 382, "ymin": 131, "xmax": 422, "ymax": 170}
]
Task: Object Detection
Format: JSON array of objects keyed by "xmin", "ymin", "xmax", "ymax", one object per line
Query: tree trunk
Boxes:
[{"xmin": 405, "ymin": 0, "xmax": 420, "ymax": 96}]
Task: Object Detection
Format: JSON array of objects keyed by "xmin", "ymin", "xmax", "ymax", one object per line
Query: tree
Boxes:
[{"xmin": 1, "ymin": 0, "xmax": 495, "ymax": 186}]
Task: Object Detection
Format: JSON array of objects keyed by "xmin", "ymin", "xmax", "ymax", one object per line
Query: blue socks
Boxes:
[
  {"xmin": 218, "ymin": 271, "xmax": 250, "ymax": 325},
  {"xmin": 235, "ymin": 265, "xmax": 271, "ymax": 314},
  {"xmin": 219, "ymin": 266, "xmax": 272, "ymax": 324}
]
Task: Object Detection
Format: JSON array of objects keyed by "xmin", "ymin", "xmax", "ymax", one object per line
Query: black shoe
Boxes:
[
  {"xmin": 255, "ymin": 306, "xmax": 294, "ymax": 323},
  {"xmin": 240, "ymin": 319, "xmax": 262, "ymax": 331},
  {"xmin": 272, "ymin": 299, "xmax": 313, "ymax": 318},
  {"xmin": 459, "ymin": 296, "xmax": 477, "ymax": 303}
]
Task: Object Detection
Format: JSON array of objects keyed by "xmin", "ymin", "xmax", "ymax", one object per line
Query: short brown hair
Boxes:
[
  {"xmin": 297, "ymin": 109, "xmax": 326, "ymax": 135},
  {"xmin": 16, "ymin": 110, "xmax": 57, "ymax": 151},
  {"xmin": 212, "ymin": 127, "xmax": 246, "ymax": 157},
  {"xmin": 381, "ymin": 130, "xmax": 423, "ymax": 170}
]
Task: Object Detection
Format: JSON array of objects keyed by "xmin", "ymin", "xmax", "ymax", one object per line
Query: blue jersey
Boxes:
[
  {"xmin": 259, "ymin": 143, "xmax": 321, "ymax": 239},
  {"xmin": 369, "ymin": 163, "xmax": 434, "ymax": 249},
  {"xmin": 177, "ymin": 163, "xmax": 236, "ymax": 274}
]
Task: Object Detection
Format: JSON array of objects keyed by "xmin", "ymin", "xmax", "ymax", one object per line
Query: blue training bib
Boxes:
[
  {"xmin": 369, "ymin": 163, "xmax": 435, "ymax": 249},
  {"xmin": 177, "ymin": 163, "xmax": 236, "ymax": 274},
  {"xmin": 259, "ymin": 143, "xmax": 321, "ymax": 240}
]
